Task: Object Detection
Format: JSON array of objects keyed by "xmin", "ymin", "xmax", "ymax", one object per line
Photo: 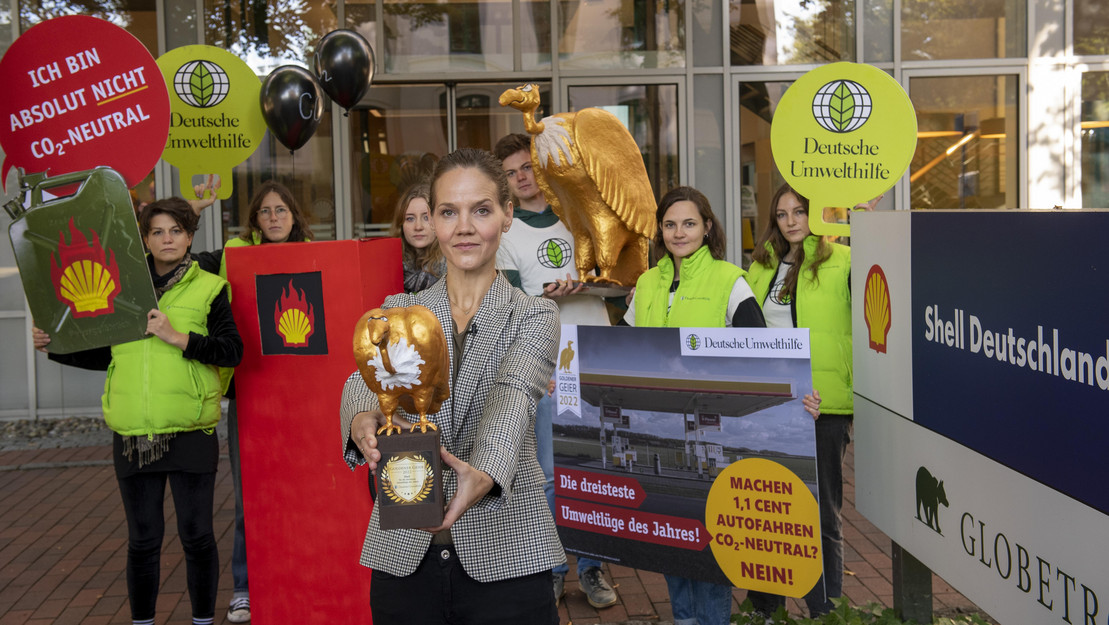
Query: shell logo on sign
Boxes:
[
  {"xmin": 274, "ymin": 280, "xmax": 315, "ymax": 346},
  {"xmin": 50, "ymin": 218, "xmax": 122, "ymax": 318},
  {"xmin": 864, "ymin": 264, "xmax": 892, "ymax": 354}
]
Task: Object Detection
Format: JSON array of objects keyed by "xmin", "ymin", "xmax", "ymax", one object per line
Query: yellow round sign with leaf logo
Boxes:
[
  {"xmin": 771, "ymin": 62, "xmax": 917, "ymax": 236},
  {"xmin": 156, "ymin": 45, "xmax": 267, "ymax": 200}
]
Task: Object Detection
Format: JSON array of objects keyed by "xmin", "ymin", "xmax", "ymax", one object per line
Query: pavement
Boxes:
[{"xmin": 0, "ymin": 434, "xmax": 989, "ymax": 624}]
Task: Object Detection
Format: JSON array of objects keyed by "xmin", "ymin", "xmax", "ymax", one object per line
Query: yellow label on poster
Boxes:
[
  {"xmin": 156, "ymin": 45, "xmax": 266, "ymax": 199},
  {"xmin": 771, "ymin": 62, "xmax": 917, "ymax": 236},
  {"xmin": 706, "ymin": 458, "xmax": 822, "ymax": 597}
]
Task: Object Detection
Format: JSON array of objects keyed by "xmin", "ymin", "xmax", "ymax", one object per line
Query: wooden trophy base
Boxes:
[
  {"xmin": 541, "ymin": 279, "xmax": 631, "ymax": 298},
  {"xmin": 374, "ymin": 429, "xmax": 444, "ymax": 530}
]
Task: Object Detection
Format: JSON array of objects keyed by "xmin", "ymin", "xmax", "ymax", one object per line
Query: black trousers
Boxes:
[
  {"xmin": 370, "ymin": 544, "xmax": 558, "ymax": 625},
  {"xmin": 117, "ymin": 470, "xmax": 218, "ymax": 620}
]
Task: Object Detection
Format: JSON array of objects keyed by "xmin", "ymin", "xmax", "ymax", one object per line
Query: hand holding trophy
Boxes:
[{"xmin": 353, "ymin": 305, "xmax": 450, "ymax": 529}]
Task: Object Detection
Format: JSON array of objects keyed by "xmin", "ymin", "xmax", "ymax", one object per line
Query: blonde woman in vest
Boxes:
[
  {"xmin": 190, "ymin": 177, "xmax": 314, "ymax": 623},
  {"xmin": 33, "ymin": 198, "xmax": 242, "ymax": 625},
  {"xmin": 390, "ymin": 180, "xmax": 446, "ymax": 293},
  {"xmin": 341, "ymin": 148, "xmax": 564, "ymax": 623},
  {"xmin": 744, "ymin": 183, "xmax": 850, "ymax": 618}
]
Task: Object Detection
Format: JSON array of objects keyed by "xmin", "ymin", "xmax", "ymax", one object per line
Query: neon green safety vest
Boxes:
[
  {"xmin": 634, "ymin": 245, "xmax": 745, "ymax": 328},
  {"xmin": 746, "ymin": 237, "xmax": 853, "ymax": 414},
  {"xmin": 219, "ymin": 232, "xmax": 261, "ymax": 282},
  {"xmin": 102, "ymin": 262, "xmax": 229, "ymax": 436}
]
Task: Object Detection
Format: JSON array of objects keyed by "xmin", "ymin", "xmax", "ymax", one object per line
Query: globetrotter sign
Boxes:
[
  {"xmin": 852, "ymin": 211, "xmax": 1109, "ymax": 625},
  {"xmin": 771, "ymin": 62, "xmax": 917, "ymax": 237},
  {"xmin": 156, "ymin": 45, "xmax": 267, "ymax": 199},
  {"xmin": 0, "ymin": 15, "xmax": 170, "ymax": 189}
]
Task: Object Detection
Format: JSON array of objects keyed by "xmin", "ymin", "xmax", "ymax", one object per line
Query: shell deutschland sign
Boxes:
[{"xmin": 771, "ymin": 62, "xmax": 918, "ymax": 237}]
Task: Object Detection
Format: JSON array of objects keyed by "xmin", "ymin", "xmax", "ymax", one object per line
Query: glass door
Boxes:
[{"xmin": 347, "ymin": 82, "xmax": 552, "ymax": 237}]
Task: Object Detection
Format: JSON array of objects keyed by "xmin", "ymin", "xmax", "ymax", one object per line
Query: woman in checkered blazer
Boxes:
[{"xmin": 341, "ymin": 148, "xmax": 565, "ymax": 624}]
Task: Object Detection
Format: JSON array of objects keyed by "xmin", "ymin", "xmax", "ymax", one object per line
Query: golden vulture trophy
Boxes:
[
  {"xmin": 499, "ymin": 84, "xmax": 657, "ymax": 289},
  {"xmin": 353, "ymin": 305, "xmax": 450, "ymax": 529}
]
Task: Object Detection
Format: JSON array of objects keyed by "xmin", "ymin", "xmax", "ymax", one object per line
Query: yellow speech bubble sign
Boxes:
[
  {"xmin": 771, "ymin": 62, "xmax": 917, "ymax": 237},
  {"xmin": 156, "ymin": 46, "xmax": 267, "ymax": 200},
  {"xmin": 706, "ymin": 458, "xmax": 822, "ymax": 597}
]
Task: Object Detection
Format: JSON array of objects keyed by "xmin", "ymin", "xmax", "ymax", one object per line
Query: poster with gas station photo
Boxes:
[{"xmin": 554, "ymin": 325, "xmax": 825, "ymax": 597}]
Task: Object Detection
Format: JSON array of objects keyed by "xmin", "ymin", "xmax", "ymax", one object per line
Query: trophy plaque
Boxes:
[
  {"xmin": 374, "ymin": 431, "xmax": 442, "ymax": 530},
  {"xmin": 353, "ymin": 305, "xmax": 451, "ymax": 530}
]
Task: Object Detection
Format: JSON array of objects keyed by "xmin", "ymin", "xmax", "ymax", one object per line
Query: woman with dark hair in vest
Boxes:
[
  {"xmin": 626, "ymin": 186, "xmax": 819, "ymax": 624},
  {"xmin": 33, "ymin": 198, "xmax": 242, "ymax": 625},
  {"xmin": 744, "ymin": 182, "xmax": 851, "ymax": 618}
]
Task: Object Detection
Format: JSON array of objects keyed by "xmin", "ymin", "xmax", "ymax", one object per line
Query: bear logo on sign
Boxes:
[{"xmin": 915, "ymin": 466, "xmax": 949, "ymax": 535}]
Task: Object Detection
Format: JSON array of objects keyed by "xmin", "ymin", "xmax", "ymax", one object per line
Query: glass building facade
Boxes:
[{"xmin": 2, "ymin": 0, "xmax": 1106, "ymax": 417}]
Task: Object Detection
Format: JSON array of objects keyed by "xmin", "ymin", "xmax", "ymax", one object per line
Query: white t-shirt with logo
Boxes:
[
  {"xmin": 762, "ymin": 260, "xmax": 795, "ymax": 329},
  {"xmin": 497, "ymin": 208, "xmax": 610, "ymax": 326}
]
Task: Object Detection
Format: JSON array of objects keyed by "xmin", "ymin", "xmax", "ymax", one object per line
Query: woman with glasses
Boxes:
[{"xmin": 190, "ymin": 177, "xmax": 314, "ymax": 624}]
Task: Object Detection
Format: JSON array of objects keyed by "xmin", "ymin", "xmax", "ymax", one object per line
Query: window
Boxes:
[
  {"xmin": 901, "ymin": 0, "xmax": 1025, "ymax": 60},
  {"xmin": 203, "ymin": 0, "xmax": 336, "ymax": 75},
  {"xmin": 1081, "ymin": 72, "xmax": 1109, "ymax": 208},
  {"xmin": 559, "ymin": 0, "xmax": 685, "ymax": 69},
  {"xmin": 909, "ymin": 75, "xmax": 1018, "ymax": 209},
  {"xmin": 347, "ymin": 83, "xmax": 552, "ymax": 238},
  {"xmin": 737, "ymin": 79, "xmax": 792, "ymax": 261},
  {"xmin": 1074, "ymin": 0, "xmax": 1109, "ymax": 56},
  {"xmin": 730, "ymin": 0, "xmax": 854, "ymax": 66},
  {"xmin": 19, "ymin": 0, "xmax": 158, "ymax": 57}
]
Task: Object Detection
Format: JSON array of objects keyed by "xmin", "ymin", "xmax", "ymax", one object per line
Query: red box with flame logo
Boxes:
[{"xmin": 226, "ymin": 237, "xmax": 402, "ymax": 625}]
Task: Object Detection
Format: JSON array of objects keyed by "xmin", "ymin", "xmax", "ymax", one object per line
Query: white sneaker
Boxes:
[{"xmin": 226, "ymin": 596, "xmax": 250, "ymax": 623}]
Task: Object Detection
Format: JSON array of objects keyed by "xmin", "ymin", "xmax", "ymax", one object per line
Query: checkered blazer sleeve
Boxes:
[
  {"xmin": 340, "ymin": 370, "xmax": 379, "ymax": 469},
  {"xmin": 468, "ymin": 292, "xmax": 559, "ymax": 510}
]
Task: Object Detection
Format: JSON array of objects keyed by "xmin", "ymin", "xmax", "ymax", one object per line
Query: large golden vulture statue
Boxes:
[{"xmin": 499, "ymin": 84, "xmax": 657, "ymax": 287}]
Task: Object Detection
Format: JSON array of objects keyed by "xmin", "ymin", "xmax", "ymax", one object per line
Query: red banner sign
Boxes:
[
  {"xmin": 555, "ymin": 497, "xmax": 711, "ymax": 550},
  {"xmin": 0, "ymin": 16, "xmax": 169, "ymax": 188},
  {"xmin": 555, "ymin": 467, "xmax": 646, "ymax": 508}
]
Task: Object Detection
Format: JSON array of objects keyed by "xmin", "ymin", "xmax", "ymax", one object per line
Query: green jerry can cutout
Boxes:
[{"xmin": 5, "ymin": 167, "xmax": 157, "ymax": 354}]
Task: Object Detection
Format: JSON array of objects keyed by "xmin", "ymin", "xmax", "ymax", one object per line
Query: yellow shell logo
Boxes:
[
  {"xmin": 50, "ymin": 219, "xmax": 122, "ymax": 318},
  {"xmin": 273, "ymin": 279, "xmax": 315, "ymax": 346},
  {"xmin": 863, "ymin": 264, "xmax": 891, "ymax": 354},
  {"xmin": 59, "ymin": 260, "xmax": 119, "ymax": 313},
  {"xmin": 277, "ymin": 307, "xmax": 312, "ymax": 345}
]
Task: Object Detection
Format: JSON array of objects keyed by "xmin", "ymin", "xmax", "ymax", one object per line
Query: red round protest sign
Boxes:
[{"xmin": 0, "ymin": 15, "xmax": 170, "ymax": 189}]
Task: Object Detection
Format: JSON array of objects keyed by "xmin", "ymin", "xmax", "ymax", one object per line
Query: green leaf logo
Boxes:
[
  {"xmin": 190, "ymin": 63, "xmax": 214, "ymax": 107},
  {"xmin": 546, "ymin": 240, "xmax": 563, "ymax": 266},
  {"xmin": 812, "ymin": 79, "xmax": 871, "ymax": 133},
  {"xmin": 831, "ymin": 82, "xmax": 855, "ymax": 132}
]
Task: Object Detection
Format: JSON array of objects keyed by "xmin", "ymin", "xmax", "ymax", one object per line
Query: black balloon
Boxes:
[
  {"xmin": 313, "ymin": 29, "xmax": 375, "ymax": 111},
  {"xmin": 259, "ymin": 65, "xmax": 325, "ymax": 152}
]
